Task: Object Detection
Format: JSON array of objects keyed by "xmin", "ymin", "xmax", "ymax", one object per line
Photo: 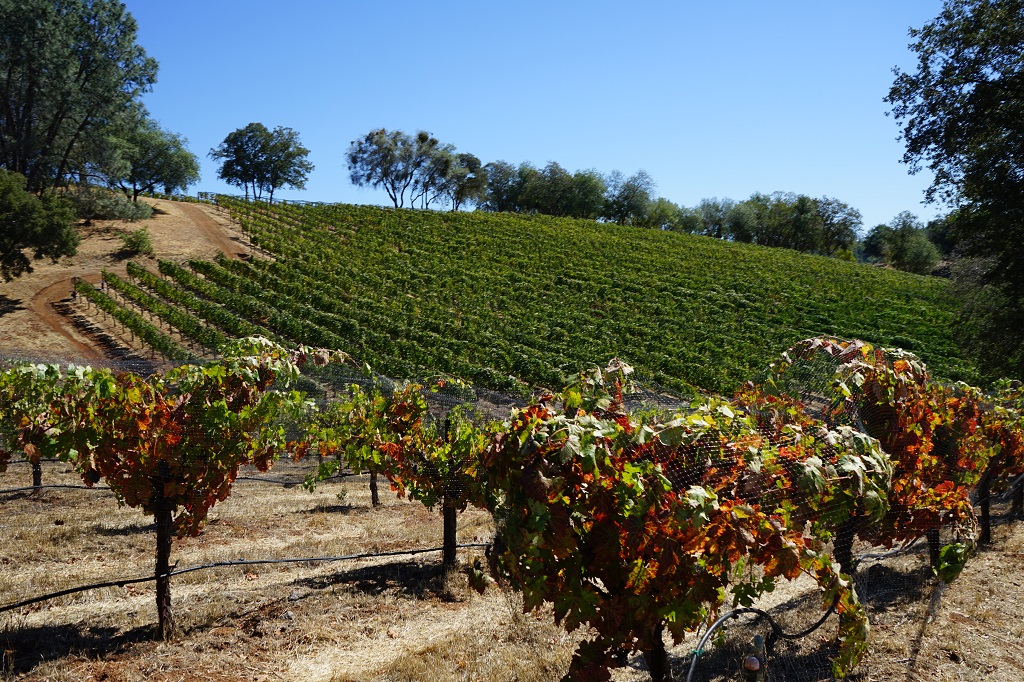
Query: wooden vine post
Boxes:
[{"xmin": 306, "ymin": 380, "xmax": 492, "ymax": 572}]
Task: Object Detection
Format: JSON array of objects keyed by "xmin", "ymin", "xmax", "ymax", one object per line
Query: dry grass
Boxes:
[
  {"xmin": 3, "ymin": 460, "xmax": 1024, "ymax": 681},
  {"xmin": 0, "ymin": 461, "xmax": 580, "ymax": 681}
]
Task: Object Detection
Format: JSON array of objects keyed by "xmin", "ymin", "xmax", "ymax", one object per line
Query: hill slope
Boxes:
[{"xmin": 137, "ymin": 198, "xmax": 974, "ymax": 394}]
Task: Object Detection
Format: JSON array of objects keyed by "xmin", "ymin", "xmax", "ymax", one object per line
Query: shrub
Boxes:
[
  {"xmin": 122, "ymin": 227, "xmax": 154, "ymax": 257},
  {"xmin": 70, "ymin": 186, "xmax": 154, "ymax": 223}
]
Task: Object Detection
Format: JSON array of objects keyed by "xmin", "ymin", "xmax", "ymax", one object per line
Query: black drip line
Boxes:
[
  {"xmin": 685, "ymin": 598, "xmax": 840, "ymax": 682},
  {"xmin": 0, "ymin": 542, "xmax": 491, "ymax": 614}
]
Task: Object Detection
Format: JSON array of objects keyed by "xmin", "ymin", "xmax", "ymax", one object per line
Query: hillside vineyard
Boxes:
[{"xmin": 96, "ymin": 197, "xmax": 973, "ymax": 393}]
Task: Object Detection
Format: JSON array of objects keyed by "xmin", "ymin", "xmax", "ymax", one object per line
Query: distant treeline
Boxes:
[{"xmin": 345, "ymin": 127, "xmax": 952, "ymax": 273}]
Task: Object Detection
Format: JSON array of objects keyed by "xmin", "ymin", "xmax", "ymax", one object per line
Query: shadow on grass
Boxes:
[
  {"xmin": 0, "ymin": 622, "xmax": 153, "ymax": 675},
  {"xmin": 294, "ymin": 558, "xmax": 448, "ymax": 600},
  {"xmin": 854, "ymin": 561, "xmax": 934, "ymax": 612},
  {"xmin": 92, "ymin": 521, "xmax": 155, "ymax": 536},
  {"xmin": 669, "ymin": 557, "xmax": 935, "ymax": 682},
  {"xmin": 0, "ymin": 294, "xmax": 24, "ymax": 316},
  {"xmin": 109, "ymin": 248, "xmax": 153, "ymax": 262},
  {"xmin": 300, "ymin": 503, "xmax": 366, "ymax": 515},
  {"xmin": 678, "ymin": 617, "xmax": 845, "ymax": 682}
]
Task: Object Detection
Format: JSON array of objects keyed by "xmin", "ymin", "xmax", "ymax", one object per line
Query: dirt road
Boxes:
[
  {"xmin": 30, "ymin": 278, "xmax": 104, "ymax": 361},
  {"xmin": 0, "ymin": 199, "xmax": 244, "ymax": 361}
]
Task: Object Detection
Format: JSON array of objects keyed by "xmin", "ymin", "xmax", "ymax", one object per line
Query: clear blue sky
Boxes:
[{"xmin": 124, "ymin": 1, "xmax": 945, "ymax": 231}]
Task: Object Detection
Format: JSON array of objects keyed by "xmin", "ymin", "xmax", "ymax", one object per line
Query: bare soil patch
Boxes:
[{"xmin": 0, "ymin": 199, "xmax": 247, "ymax": 361}]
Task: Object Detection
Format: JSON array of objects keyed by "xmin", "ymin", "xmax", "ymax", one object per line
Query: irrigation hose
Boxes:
[
  {"xmin": 0, "ymin": 542, "xmax": 491, "ymax": 614},
  {"xmin": 684, "ymin": 598, "xmax": 839, "ymax": 682},
  {"xmin": 0, "ymin": 483, "xmax": 112, "ymax": 494}
]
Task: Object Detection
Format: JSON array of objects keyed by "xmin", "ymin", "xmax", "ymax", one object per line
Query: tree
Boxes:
[
  {"xmin": 861, "ymin": 212, "xmax": 940, "ymax": 274},
  {"xmin": 521, "ymin": 161, "xmax": 574, "ymax": 216},
  {"xmin": 860, "ymin": 223, "xmax": 892, "ymax": 263},
  {"xmin": 671, "ymin": 205, "xmax": 704, "ymax": 234},
  {"xmin": 210, "ymin": 123, "xmax": 269, "ymax": 201},
  {"xmin": 97, "ymin": 109, "xmax": 200, "ymax": 202},
  {"xmin": 0, "ymin": 0, "xmax": 158, "ymax": 192},
  {"xmin": 481, "ymin": 160, "xmax": 524, "ymax": 212},
  {"xmin": 263, "ymin": 127, "xmax": 314, "ymax": 203},
  {"xmin": 925, "ymin": 214, "xmax": 958, "ymax": 258},
  {"xmin": 886, "ymin": 0, "xmax": 1024, "ymax": 373},
  {"xmin": 438, "ymin": 153, "xmax": 488, "ymax": 211},
  {"xmin": 210, "ymin": 123, "xmax": 313, "ymax": 203},
  {"xmin": 0, "ymin": 169, "xmax": 78, "ymax": 281},
  {"xmin": 696, "ymin": 197, "xmax": 736, "ymax": 239},
  {"xmin": 410, "ymin": 132, "xmax": 452, "ymax": 209},
  {"xmin": 642, "ymin": 197, "xmax": 685, "ymax": 230},
  {"xmin": 346, "ymin": 129, "xmax": 421, "ymax": 208},
  {"xmin": 736, "ymin": 192, "xmax": 827, "ymax": 252},
  {"xmin": 567, "ymin": 169, "xmax": 607, "ymax": 220},
  {"xmin": 724, "ymin": 200, "xmax": 757, "ymax": 241},
  {"xmin": 603, "ymin": 169, "xmax": 655, "ymax": 225},
  {"xmin": 816, "ymin": 197, "xmax": 862, "ymax": 256}
]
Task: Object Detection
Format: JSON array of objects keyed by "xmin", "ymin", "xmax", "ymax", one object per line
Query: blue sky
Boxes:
[{"xmin": 125, "ymin": 1, "xmax": 946, "ymax": 231}]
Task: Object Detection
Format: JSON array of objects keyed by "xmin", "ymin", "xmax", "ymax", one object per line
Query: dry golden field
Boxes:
[{"xmin": 2, "ymin": 458, "xmax": 1023, "ymax": 682}]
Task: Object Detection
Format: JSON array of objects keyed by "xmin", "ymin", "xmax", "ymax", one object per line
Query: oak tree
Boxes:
[
  {"xmin": 96, "ymin": 109, "xmax": 200, "ymax": 202},
  {"xmin": 0, "ymin": 169, "xmax": 78, "ymax": 281},
  {"xmin": 887, "ymin": 0, "xmax": 1024, "ymax": 374},
  {"xmin": 210, "ymin": 123, "xmax": 313, "ymax": 203},
  {"xmin": 0, "ymin": 0, "xmax": 157, "ymax": 192}
]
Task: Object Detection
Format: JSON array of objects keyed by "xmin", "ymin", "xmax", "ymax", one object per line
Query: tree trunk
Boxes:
[
  {"xmin": 154, "ymin": 496, "xmax": 175, "ymax": 640},
  {"xmin": 31, "ymin": 460, "xmax": 42, "ymax": 495},
  {"xmin": 834, "ymin": 517, "xmax": 857, "ymax": 576},
  {"xmin": 642, "ymin": 623, "xmax": 668, "ymax": 682},
  {"xmin": 1012, "ymin": 482, "xmax": 1023, "ymax": 519},
  {"xmin": 369, "ymin": 471, "xmax": 380, "ymax": 507},
  {"xmin": 927, "ymin": 527, "xmax": 941, "ymax": 570},
  {"xmin": 978, "ymin": 472, "xmax": 992, "ymax": 544},
  {"xmin": 442, "ymin": 500, "xmax": 458, "ymax": 570}
]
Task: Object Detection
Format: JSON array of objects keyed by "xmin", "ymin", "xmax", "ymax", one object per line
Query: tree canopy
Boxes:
[
  {"xmin": 0, "ymin": 0, "xmax": 157, "ymax": 192},
  {"xmin": 0, "ymin": 169, "xmax": 78, "ymax": 281},
  {"xmin": 862, "ymin": 211, "xmax": 940, "ymax": 275},
  {"xmin": 210, "ymin": 123, "xmax": 314, "ymax": 203},
  {"xmin": 887, "ymin": 0, "xmax": 1024, "ymax": 375},
  {"xmin": 347, "ymin": 129, "xmax": 484, "ymax": 210},
  {"xmin": 346, "ymin": 129, "xmax": 421, "ymax": 208},
  {"xmin": 603, "ymin": 169, "xmax": 655, "ymax": 226},
  {"xmin": 95, "ymin": 108, "xmax": 200, "ymax": 202}
]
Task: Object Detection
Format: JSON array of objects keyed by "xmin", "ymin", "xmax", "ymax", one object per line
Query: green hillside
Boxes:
[{"xmin": 123, "ymin": 198, "xmax": 975, "ymax": 394}]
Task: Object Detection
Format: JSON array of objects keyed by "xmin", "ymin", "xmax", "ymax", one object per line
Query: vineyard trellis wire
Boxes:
[{"xmin": 0, "ymin": 542, "xmax": 491, "ymax": 615}]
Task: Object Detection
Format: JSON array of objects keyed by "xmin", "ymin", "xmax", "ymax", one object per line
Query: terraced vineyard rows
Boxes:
[{"xmin": 85, "ymin": 197, "xmax": 976, "ymax": 394}]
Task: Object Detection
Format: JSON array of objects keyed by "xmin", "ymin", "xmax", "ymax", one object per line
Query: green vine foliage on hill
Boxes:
[{"xmin": 207, "ymin": 197, "xmax": 975, "ymax": 394}]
